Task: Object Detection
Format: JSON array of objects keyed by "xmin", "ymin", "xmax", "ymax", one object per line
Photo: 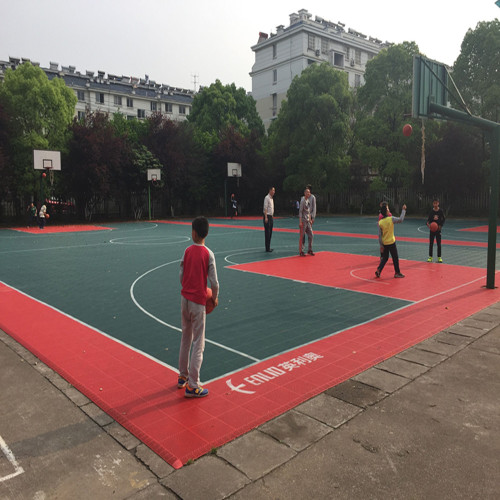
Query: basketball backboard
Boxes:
[
  {"xmin": 33, "ymin": 150, "xmax": 61, "ymax": 170},
  {"xmin": 412, "ymin": 55, "xmax": 449, "ymax": 119},
  {"xmin": 147, "ymin": 169, "xmax": 161, "ymax": 181},
  {"xmin": 227, "ymin": 162, "xmax": 242, "ymax": 177}
]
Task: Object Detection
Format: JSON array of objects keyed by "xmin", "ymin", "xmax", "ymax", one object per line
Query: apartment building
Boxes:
[
  {"xmin": 250, "ymin": 9, "xmax": 390, "ymax": 129},
  {"xmin": 0, "ymin": 57, "xmax": 194, "ymax": 122}
]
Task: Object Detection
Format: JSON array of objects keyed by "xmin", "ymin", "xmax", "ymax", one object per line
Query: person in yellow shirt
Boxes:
[{"xmin": 375, "ymin": 203, "xmax": 407, "ymax": 279}]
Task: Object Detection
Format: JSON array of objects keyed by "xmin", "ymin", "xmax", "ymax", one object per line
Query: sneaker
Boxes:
[
  {"xmin": 185, "ymin": 385, "xmax": 209, "ymax": 398},
  {"xmin": 307, "ymin": 250, "xmax": 315, "ymax": 256},
  {"xmin": 299, "ymin": 251, "xmax": 306, "ymax": 256},
  {"xmin": 177, "ymin": 376, "xmax": 188, "ymax": 389},
  {"xmin": 427, "ymin": 257, "xmax": 433, "ymax": 262},
  {"xmin": 438, "ymin": 257, "xmax": 443, "ymax": 263},
  {"xmin": 394, "ymin": 273, "xmax": 405, "ymax": 278},
  {"xmin": 375, "ymin": 270, "xmax": 380, "ymax": 278}
]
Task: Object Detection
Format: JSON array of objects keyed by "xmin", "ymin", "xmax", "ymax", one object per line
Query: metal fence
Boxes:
[{"xmin": 0, "ymin": 187, "xmax": 494, "ymax": 222}]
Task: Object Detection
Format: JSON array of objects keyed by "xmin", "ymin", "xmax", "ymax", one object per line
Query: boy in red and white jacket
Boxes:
[{"xmin": 178, "ymin": 216, "xmax": 219, "ymax": 398}]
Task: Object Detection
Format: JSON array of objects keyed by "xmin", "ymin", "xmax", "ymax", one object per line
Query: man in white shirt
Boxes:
[{"xmin": 263, "ymin": 187, "xmax": 275, "ymax": 252}]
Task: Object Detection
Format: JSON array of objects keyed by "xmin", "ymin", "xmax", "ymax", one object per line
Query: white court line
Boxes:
[
  {"xmin": 109, "ymin": 235, "xmax": 190, "ymax": 245},
  {"xmin": 0, "ymin": 280, "xmax": 179, "ymax": 373},
  {"xmin": 350, "ymin": 267, "xmax": 390, "ymax": 285},
  {"xmin": 130, "ymin": 259, "xmax": 260, "ymax": 362},
  {"xmin": 0, "ymin": 435, "xmax": 24, "ymax": 482}
]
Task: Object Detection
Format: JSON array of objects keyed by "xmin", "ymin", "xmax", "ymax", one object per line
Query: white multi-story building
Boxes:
[
  {"xmin": 250, "ymin": 9, "xmax": 390, "ymax": 129},
  {"xmin": 0, "ymin": 57, "xmax": 194, "ymax": 122}
]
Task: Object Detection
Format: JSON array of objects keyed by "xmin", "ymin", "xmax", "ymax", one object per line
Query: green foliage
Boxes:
[
  {"xmin": 110, "ymin": 112, "xmax": 149, "ymax": 145},
  {"xmin": 267, "ymin": 63, "xmax": 352, "ymax": 195},
  {"xmin": 354, "ymin": 43, "xmax": 421, "ymax": 192},
  {"xmin": 65, "ymin": 112, "xmax": 132, "ymax": 219},
  {"xmin": 0, "ymin": 61, "xmax": 76, "ymax": 204},
  {"xmin": 188, "ymin": 80, "xmax": 264, "ymax": 149},
  {"xmin": 452, "ymin": 20, "xmax": 500, "ymax": 121}
]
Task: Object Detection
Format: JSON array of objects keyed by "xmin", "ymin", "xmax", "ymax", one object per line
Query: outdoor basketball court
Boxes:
[{"xmin": 1, "ymin": 215, "xmax": 499, "ymax": 468}]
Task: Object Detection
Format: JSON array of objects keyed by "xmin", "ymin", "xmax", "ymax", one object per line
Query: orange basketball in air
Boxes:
[{"xmin": 403, "ymin": 124, "xmax": 413, "ymax": 137}]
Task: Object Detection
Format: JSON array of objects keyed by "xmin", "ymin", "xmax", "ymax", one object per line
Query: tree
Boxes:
[
  {"xmin": 65, "ymin": 112, "xmax": 131, "ymax": 220},
  {"xmin": 0, "ymin": 101, "xmax": 10, "ymax": 200},
  {"xmin": 423, "ymin": 123, "xmax": 486, "ymax": 212},
  {"xmin": 144, "ymin": 114, "xmax": 206, "ymax": 215},
  {"xmin": 0, "ymin": 61, "xmax": 76, "ymax": 209},
  {"xmin": 267, "ymin": 63, "xmax": 352, "ymax": 204},
  {"xmin": 452, "ymin": 20, "xmax": 500, "ymax": 122},
  {"xmin": 354, "ymin": 42, "xmax": 425, "ymax": 197},
  {"xmin": 188, "ymin": 80, "xmax": 264, "ymax": 147},
  {"xmin": 187, "ymin": 81, "xmax": 265, "ymax": 213}
]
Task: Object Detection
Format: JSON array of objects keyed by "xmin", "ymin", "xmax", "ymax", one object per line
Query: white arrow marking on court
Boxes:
[
  {"xmin": 226, "ymin": 379, "xmax": 255, "ymax": 394},
  {"xmin": 0, "ymin": 435, "xmax": 24, "ymax": 482}
]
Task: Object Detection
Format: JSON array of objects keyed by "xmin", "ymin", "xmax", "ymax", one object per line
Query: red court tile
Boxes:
[
  {"xmin": 11, "ymin": 225, "xmax": 114, "ymax": 234},
  {"xmin": 460, "ymin": 225, "xmax": 498, "ymax": 233},
  {"xmin": 1, "ymin": 249, "xmax": 499, "ymax": 468},
  {"xmin": 227, "ymin": 251, "xmax": 487, "ymax": 302}
]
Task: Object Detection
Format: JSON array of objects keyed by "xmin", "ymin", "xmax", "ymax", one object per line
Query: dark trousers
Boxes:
[
  {"xmin": 429, "ymin": 231, "xmax": 442, "ymax": 257},
  {"xmin": 378, "ymin": 242, "xmax": 400, "ymax": 274},
  {"xmin": 264, "ymin": 215, "xmax": 273, "ymax": 251}
]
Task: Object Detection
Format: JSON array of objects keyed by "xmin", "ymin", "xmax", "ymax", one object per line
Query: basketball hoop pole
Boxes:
[
  {"xmin": 148, "ymin": 182, "xmax": 152, "ymax": 220},
  {"xmin": 429, "ymin": 102, "xmax": 500, "ymax": 289},
  {"xmin": 224, "ymin": 178, "xmax": 227, "ymax": 217}
]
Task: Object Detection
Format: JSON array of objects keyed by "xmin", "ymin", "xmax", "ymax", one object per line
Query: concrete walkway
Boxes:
[{"xmin": 1, "ymin": 304, "xmax": 499, "ymax": 499}]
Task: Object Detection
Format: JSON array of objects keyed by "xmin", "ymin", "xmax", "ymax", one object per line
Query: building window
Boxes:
[
  {"xmin": 321, "ymin": 38, "xmax": 328, "ymax": 54},
  {"xmin": 165, "ymin": 103, "xmax": 173, "ymax": 113},
  {"xmin": 272, "ymin": 43, "xmax": 277, "ymax": 59},
  {"xmin": 127, "ymin": 115, "xmax": 135, "ymax": 120},
  {"xmin": 355, "ymin": 74, "xmax": 361, "ymax": 88},
  {"xmin": 308, "ymin": 34, "xmax": 315, "ymax": 51},
  {"xmin": 272, "ymin": 69, "xmax": 277, "ymax": 84},
  {"xmin": 355, "ymin": 49, "xmax": 361, "ymax": 65},
  {"xmin": 333, "ymin": 52, "xmax": 344, "ymax": 67},
  {"xmin": 150, "ymin": 101, "xmax": 157, "ymax": 111},
  {"xmin": 114, "ymin": 95, "xmax": 122, "ymax": 106},
  {"xmin": 77, "ymin": 90, "xmax": 85, "ymax": 101},
  {"xmin": 77, "ymin": 111, "xmax": 85, "ymax": 120},
  {"xmin": 272, "ymin": 93, "xmax": 277, "ymax": 117},
  {"xmin": 179, "ymin": 105, "xmax": 186, "ymax": 115},
  {"xmin": 127, "ymin": 97, "xmax": 133, "ymax": 108},
  {"xmin": 137, "ymin": 109, "xmax": 145, "ymax": 119},
  {"xmin": 95, "ymin": 92, "xmax": 104, "ymax": 104}
]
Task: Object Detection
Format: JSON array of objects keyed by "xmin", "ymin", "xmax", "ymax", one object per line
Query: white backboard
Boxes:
[
  {"xmin": 33, "ymin": 150, "xmax": 61, "ymax": 170},
  {"xmin": 227, "ymin": 162, "xmax": 242, "ymax": 177},
  {"xmin": 147, "ymin": 169, "xmax": 162, "ymax": 181}
]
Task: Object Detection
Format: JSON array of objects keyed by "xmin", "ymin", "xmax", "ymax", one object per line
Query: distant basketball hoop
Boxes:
[
  {"xmin": 225, "ymin": 163, "xmax": 242, "ymax": 217},
  {"xmin": 227, "ymin": 162, "xmax": 242, "ymax": 178},
  {"xmin": 34, "ymin": 150, "xmax": 61, "ymax": 194},
  {"xmin": 147, "ymin": 169, "xmax": 161, "ymax": 182},
  {"xmin": 147, "ymin": 169, "xmax": 162, "ymax": 220}
]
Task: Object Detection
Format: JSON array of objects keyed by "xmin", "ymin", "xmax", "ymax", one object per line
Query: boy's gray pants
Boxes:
[{"xmin": 179, "ymin": 297, "xmax": 206, "ymax": 388}]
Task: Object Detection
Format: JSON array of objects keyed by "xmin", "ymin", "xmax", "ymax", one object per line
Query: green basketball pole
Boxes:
[
  {"xmin": 429, "ymin": 102, "xmax": 500, "ymax": 289},
  {"xmin": 148, "ymin": 183, "xmax": 151, "ymax": 220}
]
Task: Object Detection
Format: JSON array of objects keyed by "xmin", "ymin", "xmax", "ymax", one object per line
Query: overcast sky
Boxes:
[{"xmin": 1, "ymin": 0, "xmax": 498, "ymax": 92}]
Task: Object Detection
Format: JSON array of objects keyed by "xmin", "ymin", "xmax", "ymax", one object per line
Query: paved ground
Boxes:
[{"xmin": 1, "ymin": 304, "xmax": 499, "ymax": 500}]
